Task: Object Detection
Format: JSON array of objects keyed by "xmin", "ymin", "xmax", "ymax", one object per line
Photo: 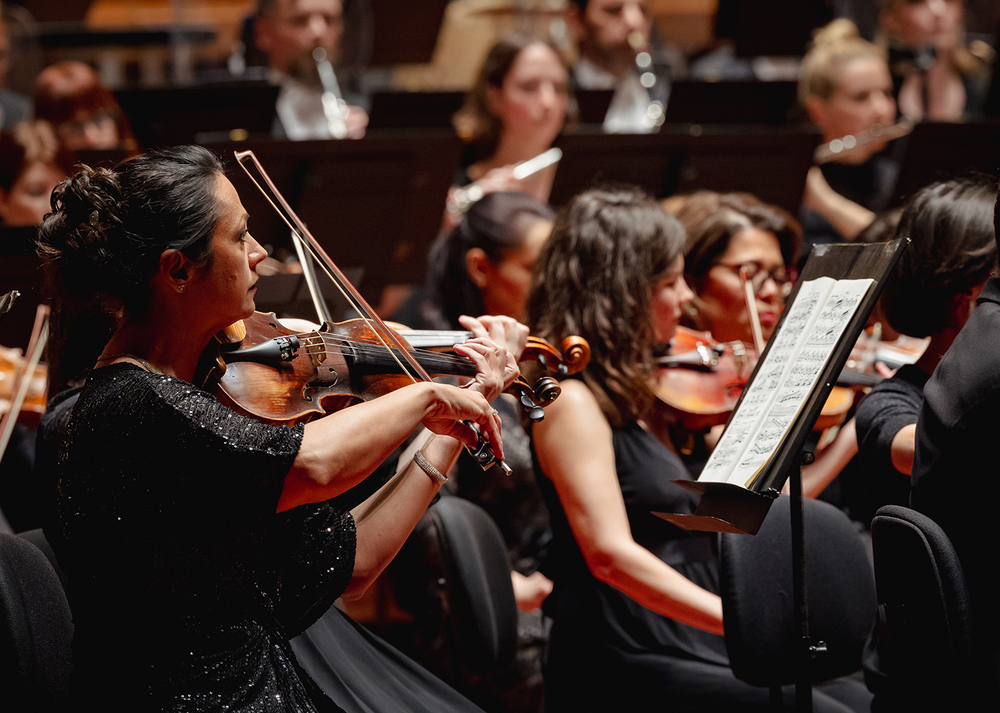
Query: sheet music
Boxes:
[{"xmin": 698, "ymin": 277, "xmax": 873, "ymax": 487}]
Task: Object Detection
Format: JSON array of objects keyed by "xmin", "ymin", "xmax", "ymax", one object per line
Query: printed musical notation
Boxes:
[{"xmin": 699, "ymin": 276, "xmax": 873, "ymax": 488}]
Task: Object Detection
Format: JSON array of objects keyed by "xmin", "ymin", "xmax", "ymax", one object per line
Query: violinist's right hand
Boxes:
[{"xmin": 420, "ymin": 382, "xmax": 504, "ymax": 461}]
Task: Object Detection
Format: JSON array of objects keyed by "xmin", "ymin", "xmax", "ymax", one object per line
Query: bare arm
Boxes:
[
  {"xmin": 344, "ymin": 431, "xmax": 461, "ymax": 598},
  {"xmin": 800, "ymin": 418, "xmax": 859, "ymax": 499},
  {"xmin": 890, "ymin": 422, "xmax": 916, "ymax": 476},
  {"xmin": 533, "ymin": 380, "xmax": 725, "ymax": 635},
  {"xmin": 803, "ymin": 167, "xmax": 876, "ymax": 241}
]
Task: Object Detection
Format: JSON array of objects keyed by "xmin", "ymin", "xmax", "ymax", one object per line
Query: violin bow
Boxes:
[
  {"xmin": 233, "ymin": 150, "xmax": 512, "ymax": 475},
  {"xmin": 739, "ymin": 266, "xmax": 765, "ymax": 354},
  {"xmin": 0, "ymin": 304, "xmax": 48, "ymax": 464}
]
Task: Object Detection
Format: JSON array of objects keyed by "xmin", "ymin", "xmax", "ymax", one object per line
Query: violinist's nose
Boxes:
[
  {"xmin": 247, "ymin": 234, "xmax": 267, "ymax": 270},
  {"xmin": 623, "ymin": 1, "xmax": 647, "ymax": 34},
  {"xmin": 678, "ymin": 275, "xmax": 695, "ymax": 309},
  {"xmin": 757, "ymin": 272, "xmax": 781, "ymax": 304}
]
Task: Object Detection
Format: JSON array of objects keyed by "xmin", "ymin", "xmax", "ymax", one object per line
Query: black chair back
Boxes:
[
  {"xmin": 720, "ymin": 496, "xmax": 876, "ymax": 687},
  {"xmin": 870, "ymin": 504, "xmax": 977, "ymax": 711},
  {"xmin": 0, "ymin": 532, "xmax": 73, "ymax": 712},
  {"xmin": 393, "ymin": 494, "xmax": 518, "ymax": 680}
]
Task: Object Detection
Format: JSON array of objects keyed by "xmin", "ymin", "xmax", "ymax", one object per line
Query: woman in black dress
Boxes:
[
  {"xmin": 525, "ymin": 187, "xmax": 871, "ymax": 712},
  {"xmin": 34, "ymin": 145, "xmax": 518, "ymax": 712}
]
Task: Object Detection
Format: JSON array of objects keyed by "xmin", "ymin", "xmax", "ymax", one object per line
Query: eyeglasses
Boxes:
[{"xmin": 713, "ymin": 261, "xmax": 798, "ymax": 296}]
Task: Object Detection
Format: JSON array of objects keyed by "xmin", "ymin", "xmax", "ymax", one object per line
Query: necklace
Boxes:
[{"xmin": 95, "ymin": 353, "xmax": 161, "ymax": 374}]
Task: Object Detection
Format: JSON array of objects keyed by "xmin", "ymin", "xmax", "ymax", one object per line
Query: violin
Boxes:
[
  {"xmin": 199, "ymin": 312, "xmax": 590, "ymax": 430},
  {"xmin": 651, "ymin": 326, "xmax": 856, "ymax": 434}
]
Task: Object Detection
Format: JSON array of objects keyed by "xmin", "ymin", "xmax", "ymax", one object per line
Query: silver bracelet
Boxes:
[{"xmin": 413, "ymin": 449, "xmax": 448, "ymax": 485}]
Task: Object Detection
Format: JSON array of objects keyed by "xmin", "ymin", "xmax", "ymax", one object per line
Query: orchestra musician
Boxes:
[
  {"xmin": 853, "ymin": 176, "xmax": 996, "ymax": 526},
  {"xmin": 798, "ymin": 19, "xmax": 899, "ymax": 253},
  {"xmin": 449, "ymin": 33, "xmax": 571, "ymax": 227},
  {"xmin": 253, "ymin": 0, "xmax": 368, "ymax": 140},
  {"xmin": 878, "ymin": 0, "xmax": 993, "ymax": 122},
  {"xmin": 564, "ymin": 0, "xmax": 673, "ymax": 133},
  {"xmin": 908, "ymin": 180, "xmax": 1000, "ymax": 705},
  {"xmin": 526, "ymin": 187, "xmax": 870, "ymax": 712},
  {"xmin": 663, "ymin": 191, "xmax": 858, "ymax": 500},
  {"xmin": 33, "ymin": 61, "xmax": 139, "ymax": 154},
  {"xmin": 33, "ymin": 145, "xmax": 520, "ymax": 711},
  {"xmin": 0, "ymin": 120, "xmax": 74, "ymax": 227}
]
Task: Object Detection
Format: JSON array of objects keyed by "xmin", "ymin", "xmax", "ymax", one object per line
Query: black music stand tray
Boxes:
[
  {"xmin": 657, "ymin": 239, "xmax": 907, "ymax": 711},
  {"xmin": 550, "ymin": 125, "xmax": 820, "ymax": 215},
  {"xmin": 204, "ymin": 130, "xmax": 463, "ymax": 305}
]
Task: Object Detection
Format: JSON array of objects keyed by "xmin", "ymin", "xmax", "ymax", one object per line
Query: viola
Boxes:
[
  {"xmin": 651, "ymin": 326, "xmax": 857, "ymax": 434},
  {"xmin": 199, "ymin": 312, "xmax": 590, "ymax": 429}
]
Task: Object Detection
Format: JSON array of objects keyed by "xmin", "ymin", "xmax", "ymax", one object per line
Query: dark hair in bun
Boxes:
[{"xmin": 36, "ymin": 144, "xmax": 225, "ymax": 317}]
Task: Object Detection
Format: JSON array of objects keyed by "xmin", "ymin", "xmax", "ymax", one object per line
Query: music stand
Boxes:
[
  {"xmin": 367, "ymin": 91, "xmax": 464, "ymax": 130},
  {"xmin": 204, "ymin": 129, "xmax": 463, "ymax": 304},
  {"xmin": 658, "ymin": 239, "xmax": 906, "ymax": 711},
  {"xmin": 716, "ymin": 0, "xmax": 833, "ymax": 57},
  {"xmin": 369, "ymin": 0, "xmax": 449, "ymax": 66},
  {"xmin": 664, "ymin": 81, "xmax": 799, "ymax": 125},
  {"xmin": 550, "ymin": 125, "xmax": 821, "ymax": 215},
  {"xmin": 890, "ymin": 121, "xmax": 1000, "ymax": 205},
  {"xmin": 574, "ymin": 89, "xmax": 615, "ymax": 125},
  {"xmin": 115, "ymin": 84, "xmax": 280, "ymax": 148}
]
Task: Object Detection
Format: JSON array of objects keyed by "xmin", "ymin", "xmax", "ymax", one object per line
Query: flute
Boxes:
[
  {"xmin": 813, "ymin": 120, "xmax": 914, "ymax": 164},
  {"xmin": 447, "ymin": 147, "xmax": 562, "ymax": 215}
]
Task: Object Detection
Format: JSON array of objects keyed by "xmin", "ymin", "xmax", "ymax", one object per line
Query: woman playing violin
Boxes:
[
  {"xmin": 669, "ymin": 191, "xmax": 800, "ymax": 346},
  {"xmin": 666, "ymin": 191, "xmax": 858, "ymax": 499},
  {"xmin": 34, "ymin": 145, "xmax": 518, "ymax": 712},
  {"xmin": 526, "ymin": 187, "xmax": 869, "ymax": 712}
]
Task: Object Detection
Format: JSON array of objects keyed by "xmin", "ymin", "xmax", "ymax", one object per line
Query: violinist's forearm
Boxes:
[
  {"xmin": 278, "ymin": 383, "xmax": 441, "ymax": 512},
  {"xmin": 344, "ymin": 433, "xmax": 462, "ymax": 598}
]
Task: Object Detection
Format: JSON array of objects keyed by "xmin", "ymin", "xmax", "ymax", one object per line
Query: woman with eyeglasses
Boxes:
[
  {"xmin": 666, "ymin": 191, "xmax": 800, "ymax": 347},
  {"xmin": 664, "ymin": 191, "xmax": 859, "ymax": 497}
]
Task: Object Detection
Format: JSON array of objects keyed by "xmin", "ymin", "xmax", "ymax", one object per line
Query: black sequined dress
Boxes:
[{"xmin": 46, "ymin": 364, "xmax": 356, "ymax": 712}]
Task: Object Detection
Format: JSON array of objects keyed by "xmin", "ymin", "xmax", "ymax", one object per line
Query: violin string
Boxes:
[
  {"xmin": 291, "ymin": 332, "xmax": 478, "ymax": 370},
  {"xmin": 234, "ymin": 151, "xmax": 425, "ymax": 385}
]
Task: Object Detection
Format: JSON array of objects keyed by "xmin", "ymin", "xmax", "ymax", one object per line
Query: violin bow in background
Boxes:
[
  {"xmin": 0, "ymin": 303, "xmax": 48, "ymax": 465},
  {"xmin": 233, "ymin": 150, "xmax": 512, "ymax": 475}
]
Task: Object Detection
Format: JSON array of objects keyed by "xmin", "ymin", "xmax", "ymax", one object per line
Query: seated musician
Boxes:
[
  {"xmin": 911, "ymin": 179, "xmax": 1000, "ymax": 700},
  {"xmin": 0, "ymin": 120, "xmax": 74, "ymax": 227},
  {"xmin": 527, "ymin": 186, "xmax": 871, "ymax": 712},
  {"xmin": 854, "ymin": 176, "xmax": 996, "ymax": 526},
  {"xmin": 33, "ymin": 61, "xmax": 139, "ymax": 154},
  {"xmin": 564, "ymin": 0, "xmax": 675, "ymax": 133},
  {"xmin": 34, "ymin": 145, "xmax": 519, "ymax": 711},
  {"xmin": 798, "ymin": 19, "xmax": 899, "ymax": 252},
  {"xmin": 665, "ymin": 191, "xmax": 858, "ymax": 497},
  {"xmin": 254, "ymin": 0, "xmax": 368, "ymax": 140},
  {"xmin": 447, "ymin": 33, "xmax": 571, "ymax": 228},
  {"xmin": 878, "ymin": 0, "xmax": 993, "ymax": 122}
]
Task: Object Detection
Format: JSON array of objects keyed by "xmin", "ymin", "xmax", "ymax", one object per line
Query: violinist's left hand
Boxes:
[
  {"xmin": 453, "ymin": 317, "xmax": 521, "ymax": 402},
  {"xmin": 459, "ymin": 314, "xmax": 529, "ymax": 363}
]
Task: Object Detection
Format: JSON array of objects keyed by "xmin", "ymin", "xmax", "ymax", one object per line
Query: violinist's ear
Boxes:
[
  {"xmin": 465, "ymin": 247, "xmax": 492, "ymax": 289},
  {"xmin": 159, "ymin": 249, "xmax": 193, "ymax": 293},
  {"xmin": 564, "ymin": 2, "xmax": 585, "ymax": 43}
]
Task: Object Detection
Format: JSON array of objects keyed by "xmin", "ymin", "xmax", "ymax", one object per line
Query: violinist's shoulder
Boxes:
[{"xmin": 542, "ymin": 378, "xmax": 604, "ymax": 426}]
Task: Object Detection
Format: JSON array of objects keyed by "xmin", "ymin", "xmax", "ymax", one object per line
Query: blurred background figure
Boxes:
[
  {"xmin": 798, "ymin": 19, "xmax": 899, "ymax": 253},
  {"xmin": 0, "ymin": 7, "xmax": 29, "ymax": 129},
  {"xmin": 33, "ymin": 61, "xmax": 138, "ymax": 153},
  {"xmin": 451, "ymin": 33, "xmax": 572, "ymax": 216},
  {"xmin": 0, "ymin": 120, "xmax": 74, "ymax": 227},
  {"xmin": 879, "ymin": 0, "xmax": 994, "ymax": 121},
  {"xmin": 254, "ymin": 0, "xmax": 368, "ymax": 139},
  {"xmin": 565, "ymin": 0, "xmax": 676, "ymax": 133}
]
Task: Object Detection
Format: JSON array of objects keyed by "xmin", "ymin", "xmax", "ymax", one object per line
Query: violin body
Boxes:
[
  {"xmin": 652, "ymin": 326, "xmax": 857, "ymax": 436},
  {"xmin": 203, "ymin": 312, "xmax": 590, "ymax": 428}
]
